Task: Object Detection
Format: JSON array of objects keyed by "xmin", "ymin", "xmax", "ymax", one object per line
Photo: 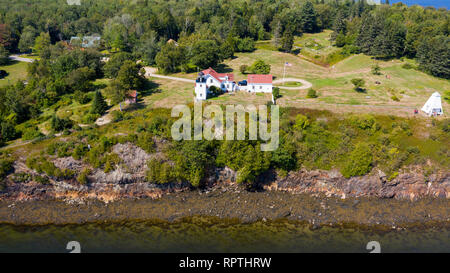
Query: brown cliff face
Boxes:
[
  {"xmin": 263, "ymin": 169, "xmax": 449, "ymax": 200},
  {"xmin": 1, "ymin": 143, "xmax": 448, "ymax": 203}
]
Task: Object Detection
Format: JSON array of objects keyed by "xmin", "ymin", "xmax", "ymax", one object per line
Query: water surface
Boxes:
[{"xmin": 0, "ymin": 217, "xmax": 448, "ymax": 253}]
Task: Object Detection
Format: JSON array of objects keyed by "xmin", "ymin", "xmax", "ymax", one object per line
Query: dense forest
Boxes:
[{"xmin": 0, "ymin": 0, "xmax": 448, "ymax": 70}]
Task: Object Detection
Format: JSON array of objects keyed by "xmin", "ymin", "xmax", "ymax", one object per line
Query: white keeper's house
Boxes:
[
  {"xmin": 195, "ymin": 67, "xmax": 273, "ymax": 100},
  {"xmin": 195, "ymin": 68, "xmax": 238, "ymax": 100}
]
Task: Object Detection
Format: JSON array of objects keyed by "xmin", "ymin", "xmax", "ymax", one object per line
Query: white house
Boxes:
[
  {"xmin": 245, "ymin": 74, "xmax": 273, "ymax": 93},
  {"xmin": 195, "ymin": 68, "xmax": 237, "ymax": 100},
  {"xmin": 421, "ymin": 92, "xmax": 444, "ymax": 116}
]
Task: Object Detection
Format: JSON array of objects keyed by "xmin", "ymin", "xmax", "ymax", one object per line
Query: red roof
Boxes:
[
  {"xmin": 127, "ymin": 90, "xmax": 138, "ymax": 98},
  {"xmin": 202, "ymin": 67, "xmax": 234, "ymax": 82},
  {"xmin": 247, "ymin": 74, "xmax": 273, "ymax": 84}
]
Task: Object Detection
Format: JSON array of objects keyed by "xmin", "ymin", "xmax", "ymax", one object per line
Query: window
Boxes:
[
  {"xmin": 260, "ymin": 86, "xmax": 262, "ymax": 89},
  {"xmin": 200, "ymin": 84, "xmax": 202, "ymax": 87}
]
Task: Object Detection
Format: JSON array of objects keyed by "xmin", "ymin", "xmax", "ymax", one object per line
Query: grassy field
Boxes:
[
  {"xmin": 0, "ymin": 61, "xmax": 29, "ymax": 87},
  {"xmin": 147, "ymin": 45, "xmax": 448, "ymax": 117}
]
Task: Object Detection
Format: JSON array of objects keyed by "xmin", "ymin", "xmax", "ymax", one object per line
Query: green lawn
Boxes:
[
  {"xmin": 276, "ymin": 81, "xmax": 303, "ymax": 87},
  {"xmin": 0, "ymin": 61, "xmax": 29, "ymax": 87}
]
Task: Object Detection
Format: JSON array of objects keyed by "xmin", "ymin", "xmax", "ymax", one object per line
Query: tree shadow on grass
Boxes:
[
  {"xmin": 139, "ymin": 79, "xmax": 161, "ymax": 96},
  {"xmin": 215, "ymin": 63, "xmax": 233, "ymax": 73}
]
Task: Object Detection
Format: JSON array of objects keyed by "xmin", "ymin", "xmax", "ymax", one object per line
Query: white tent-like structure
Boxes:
[{"xmin": 421, "ymin": 92, "xmax": 443, "ymax": 116}]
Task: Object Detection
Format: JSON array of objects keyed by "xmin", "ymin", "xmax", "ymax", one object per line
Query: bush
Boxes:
[
  {"xmin": 272, "ymin": 87, "xmax": 281, "ymax": 100},
  {"xmin": 250, "ymin": 60, "xmax": 270, "ymax": 74},
  {"xmin": 74, "ymin": 90, "xmax": 91, "ymax": 104},
  {"xmin": 239, "ymin": 65, "xmax": 248, "ymax": 74},
  {"xmin": 351, "ymin": 78, "xmax": 365, "ymax": 92},
  {"xmin": 236, "ymin": 38, "xmax": 255, "ymax": 52},
  {"xmin": 51, "ymin": 115, "xmax": 73, "ymax": 132},
  {"xmin": 34, "ymin": 175, "xmax": 50, "ymax": 185},
  {"xmin": 22, "ymin": 126, "xmax": 44, "ymax": 140},
  {"xmin": 72, "ymin": 143, "xmax": 89, "ymax": 160},
  {"xmin": 136, "ymin": 132, "xmax": 155, "ymax": 153},
  {"xmin": 77, "ymin": 168, "xmax": 91, "ymax": 185},
  {"xmin": 111, "ymin": 111, "xmax": 124, "ymax": 122},
  {"xmin": 0, "ymin": 158, "xmax": 14, "ymax": 179},
  {"xmin": 306, "ymin": 88, "xmax": 318, "ymax": 98},
  {"xmin": 391, "ymin": 95, "xmax": 400, "ymax": 102},
  {"xmin": 341, "ymin": 143, "xmax": 373, "ymax": 178},
  {"xmin": 82, "ymin": 113, "xmax": 100, "ymax": 124},
  {"xmin": 12, "ymin": 172, "xmax": 32, "ymax": 183},
  {"xmin": 293, "ymin": 114, "xmax": 310, "ymax": 130},
  {"xmin": 26, "ymin": 155, "xmax": 73, "ymax": 179},
  {"xmin": 147, "ymin": 159, "xmax": 176, "ymax": 184},
  {"xmin": 371, "ymin": 64, "xmax": 381, "ymax": 75},
  {"xmin": 103, "ymin": 153, "xmax": 120, "ymax": 173},
  {"xmin": 402, "ymin": 63, "xmax": 414, "ymax": 69},
  {"xmin": 46, "ymin": 141, "xmax": 74, "ymax": 157}
]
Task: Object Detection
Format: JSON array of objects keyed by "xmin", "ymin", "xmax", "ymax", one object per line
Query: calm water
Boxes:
[
  {"xmin": 389, "ymin": 0, "xmax": 449, "ymax": 9},
  {"xmin": 0, "ymin": 218, "xmax": 448, "ymax": 253}
]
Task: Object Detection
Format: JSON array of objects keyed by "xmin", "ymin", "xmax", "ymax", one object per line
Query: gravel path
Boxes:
[
  {"xmin": 144, "ymin": 67, "xmax": 195, "ymax": 83},
  {"xmin": 9, "ymin": 55, "xmax": 35, "ymax": 63}
]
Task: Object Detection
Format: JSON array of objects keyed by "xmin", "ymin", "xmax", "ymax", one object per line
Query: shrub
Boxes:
[
  {"xmin": 351, "ymin": 78, "xmax": 365, "ymax": 92},
  {"xmin": 82, "ymin": 113, "xmax": 100, "ymax": 124},
  {"xmin": 103, "ymin": 153, "xmax": 120, "ymax": 173},
  {"xmin": 77, "ymin": 168, "xmax": 91, "ymax": 185},
  {"xmin": 240, "ymin": 65, "xmax": 248, "ymax": 74},
  {"xmin": 72, "ymin": 143, "xmax": 89, "ymax": 160},
  {"xmin": 136, "ymin": 132, "xmax": 155, "ymax": 153},
  {"xmin": 250, "ymin": 60, "xmax": 270, "ymax": 74},
  {"xmin": 147, "ymin": 159, "xmax": 176, "ymax": 184},
  {"xmin": 293, "ymin": 114, "xmax": 310, "ymax": 130},
  {"xmin": 306, "ymin": 88, "xmax": 318, "ymax": 98},
  {"xmin": 50, "ymin": 115, "xmax": 73, "ymax": 132},
  {"xmin": 22, "ymin": 126, "xmax": 44, "ymax": 141},
  {"xmin": 272, "ymin": 87, "xmax": 281, "ymax": 100},
  {"xmin": 34, "ymin": 175, "xmax": 50, "ymax": 184},
  {"xmin": 0, "ymin": 158, "xmax": 14, "ymax": 179},
  {"xmin": 402, "ymin": 63, "xmax": 414, "ymax": 69},
  {"xmin": 111, "ymin": 111, "xmax": 124, "ymax": 122},
  {"xmin": 12, "ymin": 172, "xmax": 32, "ymax": 183},
  {"xmin": 236, "ymin": 38, "xmax": 255, "ymax": 52},
  {"xmin": 73, "ymin": 90, "xmax": 91, "ymax": 104},
  {"xmin": 391, "ymin": 95, "xmax": 400, "ymax": 102},
  {"xmin": 341, "ymin": 143, "xmax": 373, "ymax": 178},
  {"xmin": 1, "ymin": 122, "xmax": 18, "ymax": 141},
  {"xmin": 371, "ymin": 63, "xmax": 381, "ymax": 75}
]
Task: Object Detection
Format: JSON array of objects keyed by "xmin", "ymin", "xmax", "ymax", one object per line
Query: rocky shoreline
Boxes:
[
  {"xmin": 0, "ymin": 185, "xmax": 449, "ymax": 226},
  {"xmin": 0, "ymin": 143, "xmax": 448, "ymax": 226}
]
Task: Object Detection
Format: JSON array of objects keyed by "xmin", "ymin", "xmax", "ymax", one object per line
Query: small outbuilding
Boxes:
[{"xmin": 421, "ymin": 92, "xmax": 443, "ymax": 116}]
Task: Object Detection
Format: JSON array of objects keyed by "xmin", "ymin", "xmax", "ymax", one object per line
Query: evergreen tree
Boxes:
[
  {"xmin": 91, "ymin": 91, "xmax": 108, "ymax": 115},
  {"xmin": 0, "ymin": 45, "xmax": 9, "ymax": 65},
  {"xmin": 417, "ymin": 35, "xmax": 450, "ymax": 79},
  {"xmin": 331, "ymin": 10, "xmax": 347, "ymax": 40},
  {"xmin": 279, "ymin": 29, "xmax": 294, "ymax": 53},
  {"xmin": 300, "ymin": 1, "xmax": 318, "ymax": 33}
]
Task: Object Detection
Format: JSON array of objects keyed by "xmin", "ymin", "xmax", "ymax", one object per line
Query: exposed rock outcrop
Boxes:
[
  {"xmin": 264, "ymin": 168, "xmax": 449, "ymax": 200},
  {"xmin": 1, "ymin": 143, "xmax": 449, "ymax": 203}
]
